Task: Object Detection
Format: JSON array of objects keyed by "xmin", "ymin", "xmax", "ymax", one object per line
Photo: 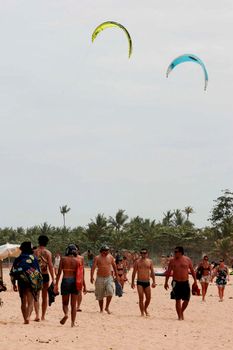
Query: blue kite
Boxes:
[{"xmin": 166, "ymin": 54, "xmax": 208, "ymax": 91}]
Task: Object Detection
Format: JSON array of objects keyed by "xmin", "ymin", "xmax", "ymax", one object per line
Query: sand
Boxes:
[{"xmin": 0, "ymin": 268, "xmax": 233, "ymax": 350}]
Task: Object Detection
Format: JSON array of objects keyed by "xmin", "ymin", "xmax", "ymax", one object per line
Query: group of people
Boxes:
[
  {"xmin": 5, "ymin": 237, "xmax": 231, "ymax": 326},
  {"xmin": 196, "ymin": 255, "xmax": 229, "ymax": 302}
]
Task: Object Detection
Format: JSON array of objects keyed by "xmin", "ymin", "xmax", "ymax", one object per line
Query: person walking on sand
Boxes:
[
  {"xmin": 131, "ymin": 248, "xmax": 156, "ymax": 316},
  {"xmin": 54, "ymin": 244, "xmax": 79, "ymax": 327},
  {"xmin": 34, "ymin": 235, "xmax": 55, "ymax": 321},
  {"xmin": 54, "ymin": 252, "xmax": 61, "ymax": 277},
  {"xmin": 75, "ymin": 245, "xmax": 87, "ymax": 312},
  {"xmin": 211, "ymin": 258, "xmax": 229, "ymax": 302},
  {"xmin": 197, "ymin": 255, "xmax": 212, "ymax": 302},
  {"xmin": 87, "ymin": 249, "xmax": 94, "ymax": 269},
  {"xmin": 164, "ymin": 246, "xmax": 197, "ymax": 321},
  {"xmin": 10, "ymin": 242, "xmax": 42, "ymax": 324},
  {"xmin": 91, "ymin": 245, "xmax": 118, "ymax": 314}
]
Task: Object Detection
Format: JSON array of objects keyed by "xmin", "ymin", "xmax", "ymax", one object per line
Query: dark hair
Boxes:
[
  {"xmin": 75, "ymin": 244, "xmax": 80, "ymax": 254},
  {"xmin": 38, "ymin": 235, "xmax": 49, "ymax": 246},
  {"xmin": 20, "ymin": 241, "xmax": 33, "ymax": 254},
  {"xmin": 175, "ymin": 246, "xmax": 184, "ymax": 255},
  {"xmin": 65, "ymin": 244, "xmax": 78, "ymax": 257},
  {"xmin": 140, "ymin": 248, "xmax": 148, "ymax": 253}
]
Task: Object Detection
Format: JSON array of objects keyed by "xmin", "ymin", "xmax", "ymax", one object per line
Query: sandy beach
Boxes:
[{"xmin": 1, "ymin": 268, "xmax": 233, "ymax": 350}]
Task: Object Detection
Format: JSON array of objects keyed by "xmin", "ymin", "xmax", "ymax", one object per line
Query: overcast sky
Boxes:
[{"xmin": 0, "ymin": 0, "xmax": 232, "ymax": 229}]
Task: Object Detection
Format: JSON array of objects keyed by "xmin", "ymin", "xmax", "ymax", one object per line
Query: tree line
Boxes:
[{"xmin": 1, "ymin": 190, "xmax": 233, "ymax": 264}]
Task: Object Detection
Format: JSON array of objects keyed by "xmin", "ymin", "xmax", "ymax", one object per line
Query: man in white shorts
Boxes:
[{"xmin": 91, "ymin": 245, "xmax": 118, "ymax": 314}]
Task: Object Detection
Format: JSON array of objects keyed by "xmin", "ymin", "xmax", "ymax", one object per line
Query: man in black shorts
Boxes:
[
  {"xmin": 34, "ymin": 235, "xmax": 55, "ymax": 321},
  {"xmin": 131, "ymin": 248, "xmax": 156, "ymax": 316},
  {"xmin": 164, "ymin": 246, "xmax": 197, "ymax": 320}
]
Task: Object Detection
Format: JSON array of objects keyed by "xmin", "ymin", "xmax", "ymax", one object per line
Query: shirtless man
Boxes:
[
  {"xmin": 164, "ymin": 246, "xmax": 197, "ymax": 321},
  {"xmin": 91, "ymin": 245, "xmax": 118, "ymax": 314},
  {"xmin": 34, "ymin": 235, "xmax": 55, "ymax": 321},
  {"xmin": 131, "ymin": 249, "xmax": 156, "ymax": 316}
]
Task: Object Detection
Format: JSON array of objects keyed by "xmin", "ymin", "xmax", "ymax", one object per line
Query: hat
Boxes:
[{"xmin": 100, "ymin": 245, "xmax": 110, "ymax": 252}]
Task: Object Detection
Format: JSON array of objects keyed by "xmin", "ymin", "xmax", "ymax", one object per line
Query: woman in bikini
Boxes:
[
  {"xmin": 116, "ymin": 257, "xmax": 125, "ymax": 289},
  {"xmin": 197, "ymin": 255, "xmax": 212, "ymax": 302},
  {"xmin": 211, "ymin": 258, "xmax": 229, "ymax": 302},
  {"xmin": 54, "ymin": 244, "xmax": 79, "ymax": 327}
]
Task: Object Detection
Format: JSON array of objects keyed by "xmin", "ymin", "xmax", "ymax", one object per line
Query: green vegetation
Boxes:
[{"xmin": 1, "ymin": 190, "xmax": 233, "ymax": 264}]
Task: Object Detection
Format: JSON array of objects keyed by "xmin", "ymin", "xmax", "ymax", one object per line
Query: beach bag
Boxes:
[
  {"xmin": 76, "ymin": 265, "xmax": 84, "ymax": 291},
  {"xmin": 25, "ymin": 268, "xmax": 43, "ymax": 296},
  {"xmin": 192, "ymin": 283, "xmax": 200, "ymax": 296}
]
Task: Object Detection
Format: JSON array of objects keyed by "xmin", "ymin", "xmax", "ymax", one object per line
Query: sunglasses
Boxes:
[
  {"xmin": 140, "ymin": 251, "xmax": 147, "ymax": 254},
  {"xmin": 174, "ymin": 250, "xmax": 180, "ymax": 253}
]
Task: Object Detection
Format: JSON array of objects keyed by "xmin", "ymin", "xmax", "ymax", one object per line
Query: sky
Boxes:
[{"xmin": 0, "ymin": 0, "xmax": 232, "ymax": 229}]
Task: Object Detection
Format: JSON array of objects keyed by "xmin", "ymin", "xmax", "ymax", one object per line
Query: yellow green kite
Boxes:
[{"xmin": 92, "ymin": 21, "xmax": 132, "ymax": 58}]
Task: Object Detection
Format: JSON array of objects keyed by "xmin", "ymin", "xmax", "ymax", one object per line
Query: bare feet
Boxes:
[
  {"xmin": 24, "ymin": 320, "xmax": 29, "ymax": 324},
  {"xmin": 105, "ymin": 308, "xmax": 111, "ymax": 314},
  {"xmin": 34, "ymin": 318, "xmax": 40, "ymax": 322},
  {"xmin": 145, "ymin": 310, "xmax": 150, "ymax": 317},
  {"xmin": 60, "ymin": 315, "xmax": 68, "ymax": 325}
]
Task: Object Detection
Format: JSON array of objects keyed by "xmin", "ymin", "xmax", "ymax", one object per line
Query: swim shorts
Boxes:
[
  {"xmin": 95, "ymin": 276, "xmax": 114, "ymax": 300},
  {"xmin": 171, "ymin": 280, "xmax": 190, "ymax": 301},
  {"xmin": 137, "ymin": 280, "xmax": 150, "ymax": 289},
  {"xmin": 61, "ymin": 277, "xmax": 79, "ymax": 295},
  {"xmin": 42, "ymin": 274, "xmax": 49, "ymax": 284}
]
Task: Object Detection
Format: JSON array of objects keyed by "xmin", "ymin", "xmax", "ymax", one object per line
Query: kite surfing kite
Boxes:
[
  {"xmin": 166, "ymin": 54, "xmax": 208, "ymax": 90},
  {"xmin": 92, "ymin": 21, "xmax": 132, "ymax": 58}
]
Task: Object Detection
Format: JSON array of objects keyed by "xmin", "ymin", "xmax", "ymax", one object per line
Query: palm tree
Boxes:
[
  {"xmin": 173, "ymin": 209, "xmax": 185, "ymax": 226},
  {"xmin": 211, "ymin": 236, "xmax": 233, "ymax": 263},
  {"xmin": 108, "ymin": 209, "xmax": 129, "ymax": 234},
  {"xmin": 162, "ymin": 210, "xmax": 174, "ymax": 226},
  {"xmin": 40, "ymin": 222, "xmax": 51, "ymax": 235},
  {"xmin": 85, "ymin": 214, "xmax": 109, "ymax": 252},
  {"xmin": 183, "ymin": 206, "xmax": 194, "ymax": 221},
  {"xmin": 60, "ymin": 205, "xmax": 71, "ymax": 228}
]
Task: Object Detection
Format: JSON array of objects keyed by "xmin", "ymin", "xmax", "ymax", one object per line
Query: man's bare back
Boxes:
[{"xmin": 35, "ymin": 247, "xmax": 52, "ymax": 274}]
